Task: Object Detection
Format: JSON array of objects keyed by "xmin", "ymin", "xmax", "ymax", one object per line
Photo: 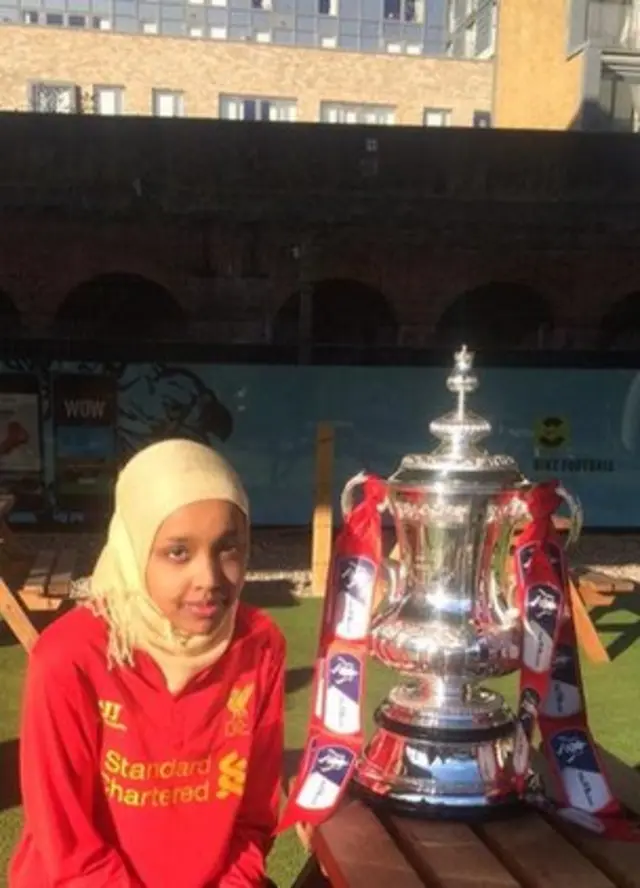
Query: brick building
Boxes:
[
  {"xmin": 0, "ymin": 0, "xmax": 496, "ymax": 127},
  {"xmin": 1, "ymin": 114, "xmax": 640, "ymax": 357},
  {"xmin": 494, "ymin": 0, "xmax": 640, "ymax": 132}
]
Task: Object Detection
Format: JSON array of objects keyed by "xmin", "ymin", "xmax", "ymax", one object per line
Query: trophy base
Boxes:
[
  {"xmin": 351, "ymin": 781, "xmax": 526, "ymax": 822},
  {"xmin": 353, "ymin": 686, "xmax": 523, "ymax": 819}
]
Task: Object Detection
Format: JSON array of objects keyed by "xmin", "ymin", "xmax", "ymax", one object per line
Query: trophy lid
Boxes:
[{"xmin": 389, "ymin": 345, "xmax": 523, "ymax": 488}]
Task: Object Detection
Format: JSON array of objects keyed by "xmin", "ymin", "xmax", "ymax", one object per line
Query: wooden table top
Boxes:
[{"xmin": 311, "ymin": 748, "xmax": 640, "ymax": 888}]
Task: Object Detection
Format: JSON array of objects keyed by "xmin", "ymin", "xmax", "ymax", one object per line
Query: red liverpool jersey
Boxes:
[{"xmin": 9, "ymin": 602, "xmax": 285, "ymax": 888}]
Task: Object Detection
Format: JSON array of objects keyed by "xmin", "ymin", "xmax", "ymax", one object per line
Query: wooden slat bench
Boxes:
[
  {"xmin": 291, "ymin": 746, "xmax": 640, "ymax": 888},
  {"xmin": 18, "ymin": 547, "xmax": 79, "ymax": 612},
  {"xmin": 0, "ymin": 499, "xmax": 80, "ymax": 650}
]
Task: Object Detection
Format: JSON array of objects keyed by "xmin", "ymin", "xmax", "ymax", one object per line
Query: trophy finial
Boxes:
[
  {"xmin": 446, "ymin": 344, "xmax": 479, "ymax": 418},
  {"xmin": 429, "ymin": 344, "xmax": 491, "ymax": 459}
]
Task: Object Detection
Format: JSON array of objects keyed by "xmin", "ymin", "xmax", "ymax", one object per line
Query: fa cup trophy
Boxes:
[{"xmin": 341, "ymin": 345, "xmax": 583, "ymax": 816}]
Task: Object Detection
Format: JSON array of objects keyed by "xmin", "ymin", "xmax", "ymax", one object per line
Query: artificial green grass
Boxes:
[{"xmin": 1, "ymin": 597, "xmax": 640, "ymax": 887}]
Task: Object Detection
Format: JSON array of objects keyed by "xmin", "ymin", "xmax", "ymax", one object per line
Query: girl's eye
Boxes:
[
  {"xmin": 221, "ymin": 541, "xmax": 239, "ymax": 554},
  {"xmin": 167, "ymin": 545, "xmax": 189, "ymax": 562}
]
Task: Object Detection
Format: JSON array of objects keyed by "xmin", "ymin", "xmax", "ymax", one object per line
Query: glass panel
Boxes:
[
  {"xmin": 338, "ymin": 31, "xmax": 357, "ymax": 45},
  {"xmin": 339, "ymin": 16, "xmax": 357, "ymax": 31},
  {"xmin": 32, "ymin": 83, "xmax": 75, "ymax": 113},
  {"xmin": 160, "ymin": 16, "xmax": 184, "ymax": 29},
  {"xmin": 95, "ymin": 87, "xmax": 122, "ymax": 114},
  {"xmin": 273, "ymin": 26, "xmax": 294, "ymax": 39},
  {"xmin": 162, "ymin": 4, "xmax": 184, "ymax": 18},
  {"xmin": 114, "ymin": 13, "xmax": 136, "ymax": 27}
]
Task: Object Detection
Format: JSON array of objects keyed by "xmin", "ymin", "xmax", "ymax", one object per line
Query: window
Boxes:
[
  {"xmin": 210, "ymin": 25, "xmax": 226, "ymax": 38},
  {"xmin": 30, "ymin": 82, "xmax": 78, "ymax": 113},
  {"xmin": 219, "ymin": 95, "xmax": 297, "ymax": 122},
  {"xmin": 320, "ymin": 102, "xmax": 395, "ymax": 125},
  {"xmin": 320, "ymin": 34, "xmax": 337, "ymax": 47},
  {"xmin": 92, "ymin": 16, "xmax": 112, "ymax": 29},
  {"xmin": 383, "ymin": 0, "xmax": 423, "ymax": 22},
  {"xmin": 152, "ymin": 89, "xmax": 184, "ymax": 117},
  {"xmin": 473, "ymin": 110, "xmax": 491, "ymax": 127},
  {"xmin": 22, "ymin": 10, "xmax": 38, "ymax": 23},
  {"xmin": 45, "ymin": 12, "xmax": 63, "ymax": 25},
  {"xmin": 255, "ymin": 30, "xmax": 271, "ymax": 41},
  {"xmin": 251, "ymin": 0, "xmax": 271, "ymax": 8},
  {"xmin": 68, "ymin": 14, "xmax": 86, "ymax": 26},
  {"xmin": 423, "ymin": 107, "xmax": 451, "ymax": 126},
  {"xmin": 142, "ymin": 20, "xmax": 158, "ymax": 33},
  {"xmin": 318, "ymin": 0, "xmax": 338, "ymax": 14},
  {"xmin": 93, "ymin": 86, "xmax": 124, "ymax": 115},
  {"xmin": 189, "ymin": 25, "xmax": 204, "ymax": 36}
]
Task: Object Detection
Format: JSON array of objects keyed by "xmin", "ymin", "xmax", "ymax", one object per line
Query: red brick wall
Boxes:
[{"xmin": 1, "ymin": 215, "xmax": 638, "ymax": 345}]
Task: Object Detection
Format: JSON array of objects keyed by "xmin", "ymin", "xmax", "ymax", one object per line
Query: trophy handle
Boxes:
[
  {"xmin": 371, "ymin": 557, "xmax": 409, "ymax": 629},
  {"xmin": 555, "ymin": 483, "xmax": 583, "ymax": 549},
  {"xmin": 340, "ymin": 470, "xmax": 388, "ymax": 517}
]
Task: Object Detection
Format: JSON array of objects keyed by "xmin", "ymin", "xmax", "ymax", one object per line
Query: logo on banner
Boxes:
[
  {"xmin": 523, "ymin": 583, "xmax": 561, "ymax": 673},
  {"xmin": 541, "ymin": 644, "xmax": 582, "ymax": 718},
  {"xmin": 518, "ymin": 543, "xmax": 537, "ymax": 579},
  {"xmin": 296, "ymin": 743, "xmax": 356, "ymax": 812},
  {"xmin": 550, "ymin": 729, "xmax": 613, "ymax": 813},
  {"xmin": 324, "ymin": 653, "xmax": 363, "ymax": 735},
  {"xmin": 334, "ymin": 555, "xmax": 376, "ymax": 641}
]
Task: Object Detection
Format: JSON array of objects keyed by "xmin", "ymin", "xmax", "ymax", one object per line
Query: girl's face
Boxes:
[{"xmin": 145, "ymin": 499, "xmax": 248, "ymax": 636}]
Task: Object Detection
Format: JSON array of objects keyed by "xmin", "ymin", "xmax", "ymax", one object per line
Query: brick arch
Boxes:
[
  {"xmin": 45, "ymin": 259, "xmax": 189, "ymax": 318},
  {"xmin": 54, "ymin": 272, "xmax": 188, "ymax": 340},
  {"xmin": 272, "ymin": 278, "xmax": 398, "ymax": 346},
  {"xmin": 434, "ymin": 281, "xmax": 554, "ymax": 350}
]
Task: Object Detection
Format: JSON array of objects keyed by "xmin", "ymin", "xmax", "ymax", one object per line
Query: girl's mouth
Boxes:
[{"xmin": 184, "ymin": 601, "xmax": 220, "ymax": 619}]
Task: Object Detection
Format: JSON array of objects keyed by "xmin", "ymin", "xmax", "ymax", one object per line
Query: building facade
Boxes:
[
  {"xmin": 494, "ymin": 0, "xmax": 640, "ymax": 132},
  {"xmin": 0, "ymin": 0, "xmax": 495, "ymax": 126},
  {"xmin": 0, "ymin": 115, "xmax": 640, "ymax": 356}
]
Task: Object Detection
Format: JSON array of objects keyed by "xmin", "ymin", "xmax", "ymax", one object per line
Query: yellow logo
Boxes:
[
  {"xmin": 98, "ymin": 699, "xmax": 127, "ymax": 732},
  {"xmin": 535, "ymin": 416, "xmax": 570, "ymax": 450},
  {"xmin": 224, "ymin": 682, "xmax": 254, "ymax": 738},
  {"xmin": 215, "ymin": 751, "xmax": 247, "ymax": 800}
]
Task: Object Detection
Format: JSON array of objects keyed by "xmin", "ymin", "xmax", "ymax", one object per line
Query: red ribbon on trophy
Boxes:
[
  {"xmin": 277, "ymin": 474, "xmax": 386, "ymax": 834},
  {"xmin": 513, "ymin": 480, "xmax": 640, "ymax": 840},
  {"xmin": 278, "ymin": 475, "xmax": 640, "ymax": 841}
]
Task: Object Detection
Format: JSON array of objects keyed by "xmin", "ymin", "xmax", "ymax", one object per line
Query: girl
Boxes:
[{"xmin": 9, "ymin": 438, "xmax": 285, "ymax": 888}]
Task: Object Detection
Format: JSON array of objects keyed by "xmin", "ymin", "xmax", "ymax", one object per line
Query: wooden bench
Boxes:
[
  {"xmin": 0, "ymin": 496, "xmax": 80, "ymax": 651},
  {"xmin": 293, "ymin": 746, "xmax": 640, "ymax": 888},
  {"xmin": 17, "ymin": 547, "xmax": 79, "ymax": 612},
  {"xmin": 570, "ymin": 569, "xmax": 636, "ymax": 664},
  {"xmin": 0, "ymin": 544, "xmax": 80, "ymax": 652}
]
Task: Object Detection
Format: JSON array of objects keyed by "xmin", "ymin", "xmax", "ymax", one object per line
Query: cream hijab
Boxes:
[{"xmin": 77, "ymin": 438, "xmax": 249, "ymax": 693}]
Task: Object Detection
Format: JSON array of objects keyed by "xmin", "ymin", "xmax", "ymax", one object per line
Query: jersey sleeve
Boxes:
[
  {"xmin": 14, "ymin": 638, "xmax": 143, "ymax": 887},
  {"xmin": 217, "ymin": 628, "xmax": 286, "ymax": 888}
]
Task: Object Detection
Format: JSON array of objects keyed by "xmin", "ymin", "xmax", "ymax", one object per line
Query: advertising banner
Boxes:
[{"xmin": 53, "ymin": 373, "xmax": 118, "ymax": 512}]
